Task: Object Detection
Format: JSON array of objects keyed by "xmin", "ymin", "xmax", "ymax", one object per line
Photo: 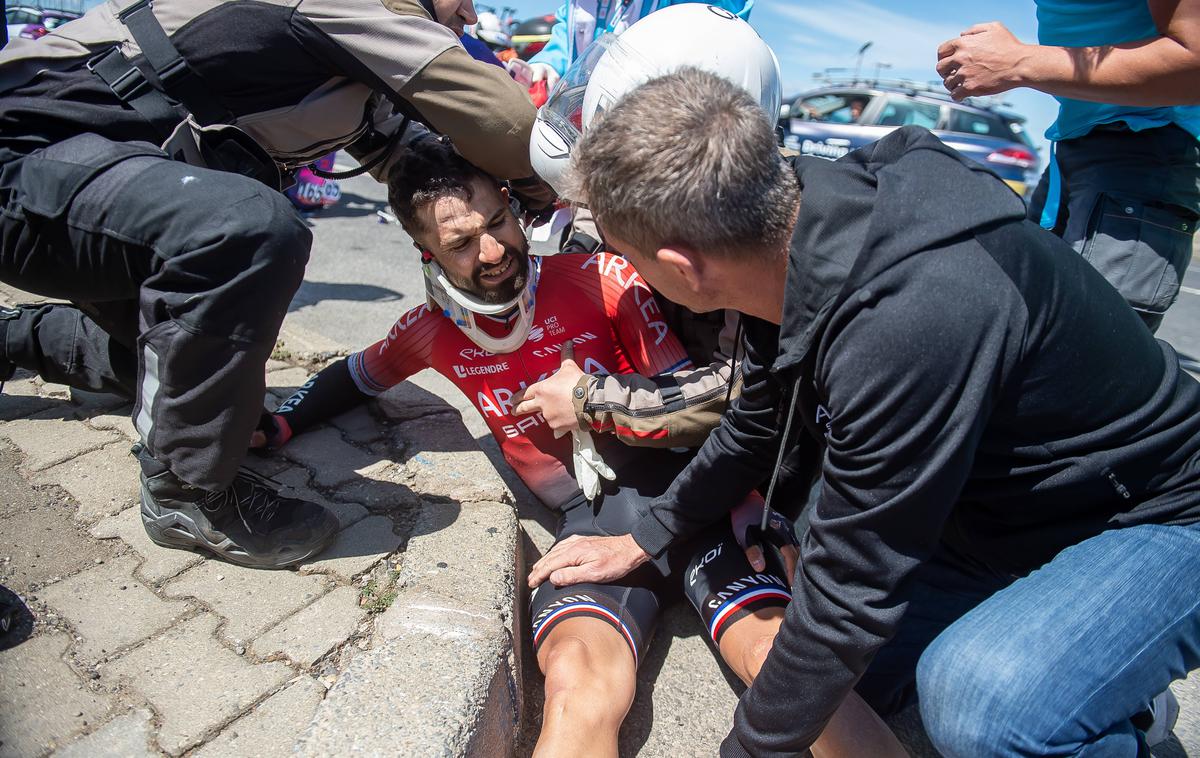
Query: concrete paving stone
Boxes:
[
  {"xmin": 0, "ymin": 633, "xmax": 112, "ymax": 758},
  {"xmin": 265, "ymin": 360, "xmax": 291, "ymax": 373},
  {"xmin": 384, "ymin": 500, "xmax": 517, "ymax": 624},
  {"xmin": 392, "ymin": 416, "xmax": 511, "ymax": 505},
  {"xmin": 280, "ymin": 426, "xmax": 383, "ymax": 489},
  {"xmin": 298, "ymin": 516, "xmax": 401, "ymax": 582},
  {"xmin": 327, "ymin": 459, "xmax": 421, "ymax": 515},
  {"xmin": 328, "ymin": 404, "xmax": 385, "ymax": 446},
  {"xmin": 264, "ymin": 367, "xmax": 314, "ymax": 405},
  {"xmin": 82, "ymin": 411, "xmax": 138, "ymax": 443},
  {"xmin": 298, "ymin": 603, "xmax": 515, "ymax": 758},
  {"xmin": 372, "ymin": 380, "xmax": 455, "ymax": 423},
  {"xmin": 33, "ymin": 444, "xmax": 140, "ymax": 523},
  {"xmin": 164, "ymin": 561, "xmax": 326, "ymax": 642},
  {"xmin": 0, "ymin": 371, "xmax": 56, "ymax": 421},
  {"xmin": 53, "ymin": 708, "xmax": 157, "ymax": 758},
  {"xmin": 91, "ymin": 506, "xmax": 203, "ymax": 585},
  {"xmin": 0, "ymin": 409, "xmax": 120, "ymax": 471},
  {"xmin": 271, "ymin": 466, "xmax": 369, "ymax": 529},
  {"xmin": 192, "ymin": 677, "xmax": 325, "ymax": 758},
  {"xmin": 1, "ymin": 443, "xmax": 120, "ymax": 595},
  {"xmin": 66, "ymin": 389, "xmax": 129, "ymax": 415},
  {"xmin": 98, "ymin": 613, "xmax": 291, "ymax": 757},
  {"xmin": 40, "ymin": 555, "xmax": 189, "ymax": 664},
  {"xmin": 251, "ymin": 587, "xmax": 366, "ymax": 666}
]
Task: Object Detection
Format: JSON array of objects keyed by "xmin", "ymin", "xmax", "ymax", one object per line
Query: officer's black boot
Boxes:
[
  {"xmin": 136, "ymin": 446, "xmax": 340, "ymax": 569},
  {"xmin": 0, "ymin": 307, "xmax": 18, "ymax": 393}
]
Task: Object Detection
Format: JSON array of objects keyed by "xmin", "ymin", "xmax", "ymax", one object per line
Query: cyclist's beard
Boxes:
[{"xmin": 452, "ymin": 238, "xmax": 531, "ymax": 305}]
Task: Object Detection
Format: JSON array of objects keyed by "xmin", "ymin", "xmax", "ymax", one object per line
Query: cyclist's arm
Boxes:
[{"xmin": 267, "ymin": 306, "xmax": 434, "ymax": 445}]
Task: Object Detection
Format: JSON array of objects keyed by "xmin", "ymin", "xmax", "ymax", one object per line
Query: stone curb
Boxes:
[{"xmin": 272, "ymin": 322, "xmax": 526, "ymax": 757}]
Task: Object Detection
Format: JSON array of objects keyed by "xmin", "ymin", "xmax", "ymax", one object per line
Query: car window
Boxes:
[
  {"xmin": 7, "ymin": 9, "xmax": 39, "ymax": 24},
  {"xmin": 876, "ymin": 96, "xmax": 941, "ymax": 128},
  {"xmin": 794, "ymin": 93, "xmax": 872, "ymax": 124},
  {"xmin": 946, "ymin": 109, "xmax": 1013, "ymax": 140}
]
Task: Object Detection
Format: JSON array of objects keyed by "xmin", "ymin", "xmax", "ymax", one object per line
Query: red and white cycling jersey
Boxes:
[{"xmin": 348, "ymin": 252, "xmax": 692, "ymax": 507}]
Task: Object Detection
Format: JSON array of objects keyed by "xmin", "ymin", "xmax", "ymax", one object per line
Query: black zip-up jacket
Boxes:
[{"xmin": 628, "ymin": 127, "xmax": 1200, "ymax": 755}]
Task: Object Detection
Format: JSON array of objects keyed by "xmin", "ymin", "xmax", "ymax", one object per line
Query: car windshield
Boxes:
[
  {"xmin": 876, "ymin": 96, "xmax": 941, "ymax": 128},
  {"xmin": 794, "ymin": 93, "xmax": 871, "ymax": 124},
  {"xmin": 946, "ymin": 108, "xmax": 1014, "ymax": 140}
]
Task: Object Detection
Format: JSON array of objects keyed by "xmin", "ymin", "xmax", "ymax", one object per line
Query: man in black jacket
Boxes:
[{"xmin": 527, "ymin": 67, "xmax": 1200, "ymax": 756}]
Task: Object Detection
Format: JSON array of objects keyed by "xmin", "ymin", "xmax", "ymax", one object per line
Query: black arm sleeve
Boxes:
[
  {"xmin": 274, "ymin": 359, "xmax": 370, "ymax": 435},
  {"xmin": 630, "ymin": 318, "xmax": 790, "ymax": 556},
  {"xmin": 722, "ymin": 271, "xmax": 1021, "ymax": 756}
]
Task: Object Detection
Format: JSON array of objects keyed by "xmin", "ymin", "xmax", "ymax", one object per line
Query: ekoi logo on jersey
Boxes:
[
  {"xmin": 580, "ymin": 254, "xmax": 670, "ymax": 346},
  {"xmin": 459, "ymin": 347, "xmax": 493, "ymax": 361}
]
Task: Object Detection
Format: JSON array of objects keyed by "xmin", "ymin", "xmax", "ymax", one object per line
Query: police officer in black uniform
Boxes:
[{"xmin": 0, "ymin": 0, "xmax": 553, "ymax": 568}]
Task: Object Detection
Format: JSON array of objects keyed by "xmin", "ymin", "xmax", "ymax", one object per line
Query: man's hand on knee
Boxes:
[{"xmin": 528, "ymin": 534, "xmax": 651, "ymax": 588}]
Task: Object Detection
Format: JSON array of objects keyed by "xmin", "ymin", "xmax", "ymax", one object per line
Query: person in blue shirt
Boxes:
[
  {"xmin": 937, "ymin": 0, "xmax": 1200, "ymax": 332},
  {"xmin": 509, "ymin": 0, "xmax": 753, "ymax": 91}
]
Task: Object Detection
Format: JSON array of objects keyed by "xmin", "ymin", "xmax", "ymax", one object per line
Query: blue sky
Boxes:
[{"xmin": 495, "ymin": 0, "xmax": 1060, "ymax": 154}]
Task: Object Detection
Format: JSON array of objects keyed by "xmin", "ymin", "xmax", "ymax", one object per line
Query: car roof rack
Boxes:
[{"xmin": 806, "ymin": 74, "xmax": 1018, "ymax": 116}]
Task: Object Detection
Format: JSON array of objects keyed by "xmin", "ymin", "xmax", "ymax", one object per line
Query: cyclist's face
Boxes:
[
  {"xmin": 432, "ymin": 0, "xmax": 477, "ymax": 36},
  {"xmin": 421, "ymin": 178, "xmax": 530, "ymax": 304}
]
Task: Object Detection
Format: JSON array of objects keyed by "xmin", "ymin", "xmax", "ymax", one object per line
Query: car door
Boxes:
[{"xmin": 783, "ymin": 91, "xmax": 878, "ymax": 160}]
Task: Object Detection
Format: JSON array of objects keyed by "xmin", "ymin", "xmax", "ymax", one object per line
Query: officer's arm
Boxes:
[
  {"xmin": 576, "ymin": 357, "xmax": 739, "ymax": 448},
  {"xmin": 298, "ymin": 0, "xmax": 554, "ymax": 206},
  {"xmin": 630, "ymin": 318, "xmax": 785, "ymax": 556}
]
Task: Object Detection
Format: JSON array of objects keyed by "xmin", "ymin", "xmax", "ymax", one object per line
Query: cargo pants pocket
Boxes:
[
  {"xmin": 1080, "ymin": 193, "xmax": 1197, "ymax": 316},
  {"xmin": 9, "ymin": 134, "xmax": 164, "ymax": 220}
]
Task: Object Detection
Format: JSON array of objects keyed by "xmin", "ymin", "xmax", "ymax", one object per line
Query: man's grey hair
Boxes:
[{"xmin": 567, "ymin": 67, "xmax": 799, "ymax": 259}]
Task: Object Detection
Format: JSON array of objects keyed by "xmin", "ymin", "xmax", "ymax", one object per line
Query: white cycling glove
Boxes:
[{"xmin": 571, "ymin": 428, "xmax": 615, "ymax": 500}]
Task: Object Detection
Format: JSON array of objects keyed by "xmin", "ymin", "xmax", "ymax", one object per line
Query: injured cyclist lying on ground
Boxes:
[{"xmin": 249, "ymin": 136, "xmax": 907, "ymax": 757}]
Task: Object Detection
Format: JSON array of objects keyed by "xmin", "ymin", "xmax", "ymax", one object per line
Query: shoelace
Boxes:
[{"xmin": 201, "ymin": 467, "xmax": 284, "ymax": 535}]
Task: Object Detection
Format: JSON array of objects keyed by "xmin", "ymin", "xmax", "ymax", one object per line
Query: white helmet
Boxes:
[
  {"xmin": 423, "ymin": 254, "xmax": 541, "ymax": 354},
  {"xmin": 473, "ymin": 11, "xmax": 512, "ymax": 49},
  {"xmin": 530, "ymin": 4, "xmax": 782, "ymax": 195}
]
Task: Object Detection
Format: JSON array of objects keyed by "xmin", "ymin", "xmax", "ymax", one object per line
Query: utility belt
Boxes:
[{"xmin": 86, "ymin": 0, "xmax": 404, "ymax": 191}]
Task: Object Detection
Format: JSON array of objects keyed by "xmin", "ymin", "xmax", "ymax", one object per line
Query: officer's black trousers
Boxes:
[{"xmin": 0, "ymin": 133, "xmax": 311, "ymax": 490}]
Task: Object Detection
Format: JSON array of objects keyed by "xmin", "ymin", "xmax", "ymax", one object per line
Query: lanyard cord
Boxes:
[{"xmin": 761, "ymin": 376, "xmax": 800, "ymax": 530}]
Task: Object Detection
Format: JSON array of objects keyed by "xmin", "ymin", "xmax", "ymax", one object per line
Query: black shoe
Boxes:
[
  {"xmin": 0, "ymin": 306, "xmax": 17, "ymax": 392},
  {"xmin": 140, "ymin": 466, "xmax": 340, "ymax": 569}
]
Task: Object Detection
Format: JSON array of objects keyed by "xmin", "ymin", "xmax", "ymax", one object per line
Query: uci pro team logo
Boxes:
[{"xmin": 527, "ymin": 325, "xmax": 546, "ymax": 343}]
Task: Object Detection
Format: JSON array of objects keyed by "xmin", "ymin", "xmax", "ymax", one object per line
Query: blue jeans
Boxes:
[{"xmin": 857, "ymin": 523, "xmax": 1200, "ymax": 757}]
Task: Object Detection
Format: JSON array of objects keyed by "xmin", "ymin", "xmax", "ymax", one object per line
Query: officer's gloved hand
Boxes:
[
  {"xmin": 249, "ymin": 412, "xmax": 293, "ymax": 454},
  {"xmin": 729, "ymin": 495, "xmax": 799, "ymax": 577},
  {"xmin": 572, "ymin": 429, "xmax": 615, "ymax": 500}
]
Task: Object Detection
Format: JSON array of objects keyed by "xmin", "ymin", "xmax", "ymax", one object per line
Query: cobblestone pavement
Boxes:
[{"xmin": 0, "ymin": 287, "xmax": 516, "ymax": 757}]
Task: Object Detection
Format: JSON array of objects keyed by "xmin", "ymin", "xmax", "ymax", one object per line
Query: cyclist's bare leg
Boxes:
[
  {"xmin": 533, "ymin": 616, "xmax": 637, "ymax": 758},
  {"xmin": 719, "ymin": 609, "xmax": 909, "ymax": 758}
]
